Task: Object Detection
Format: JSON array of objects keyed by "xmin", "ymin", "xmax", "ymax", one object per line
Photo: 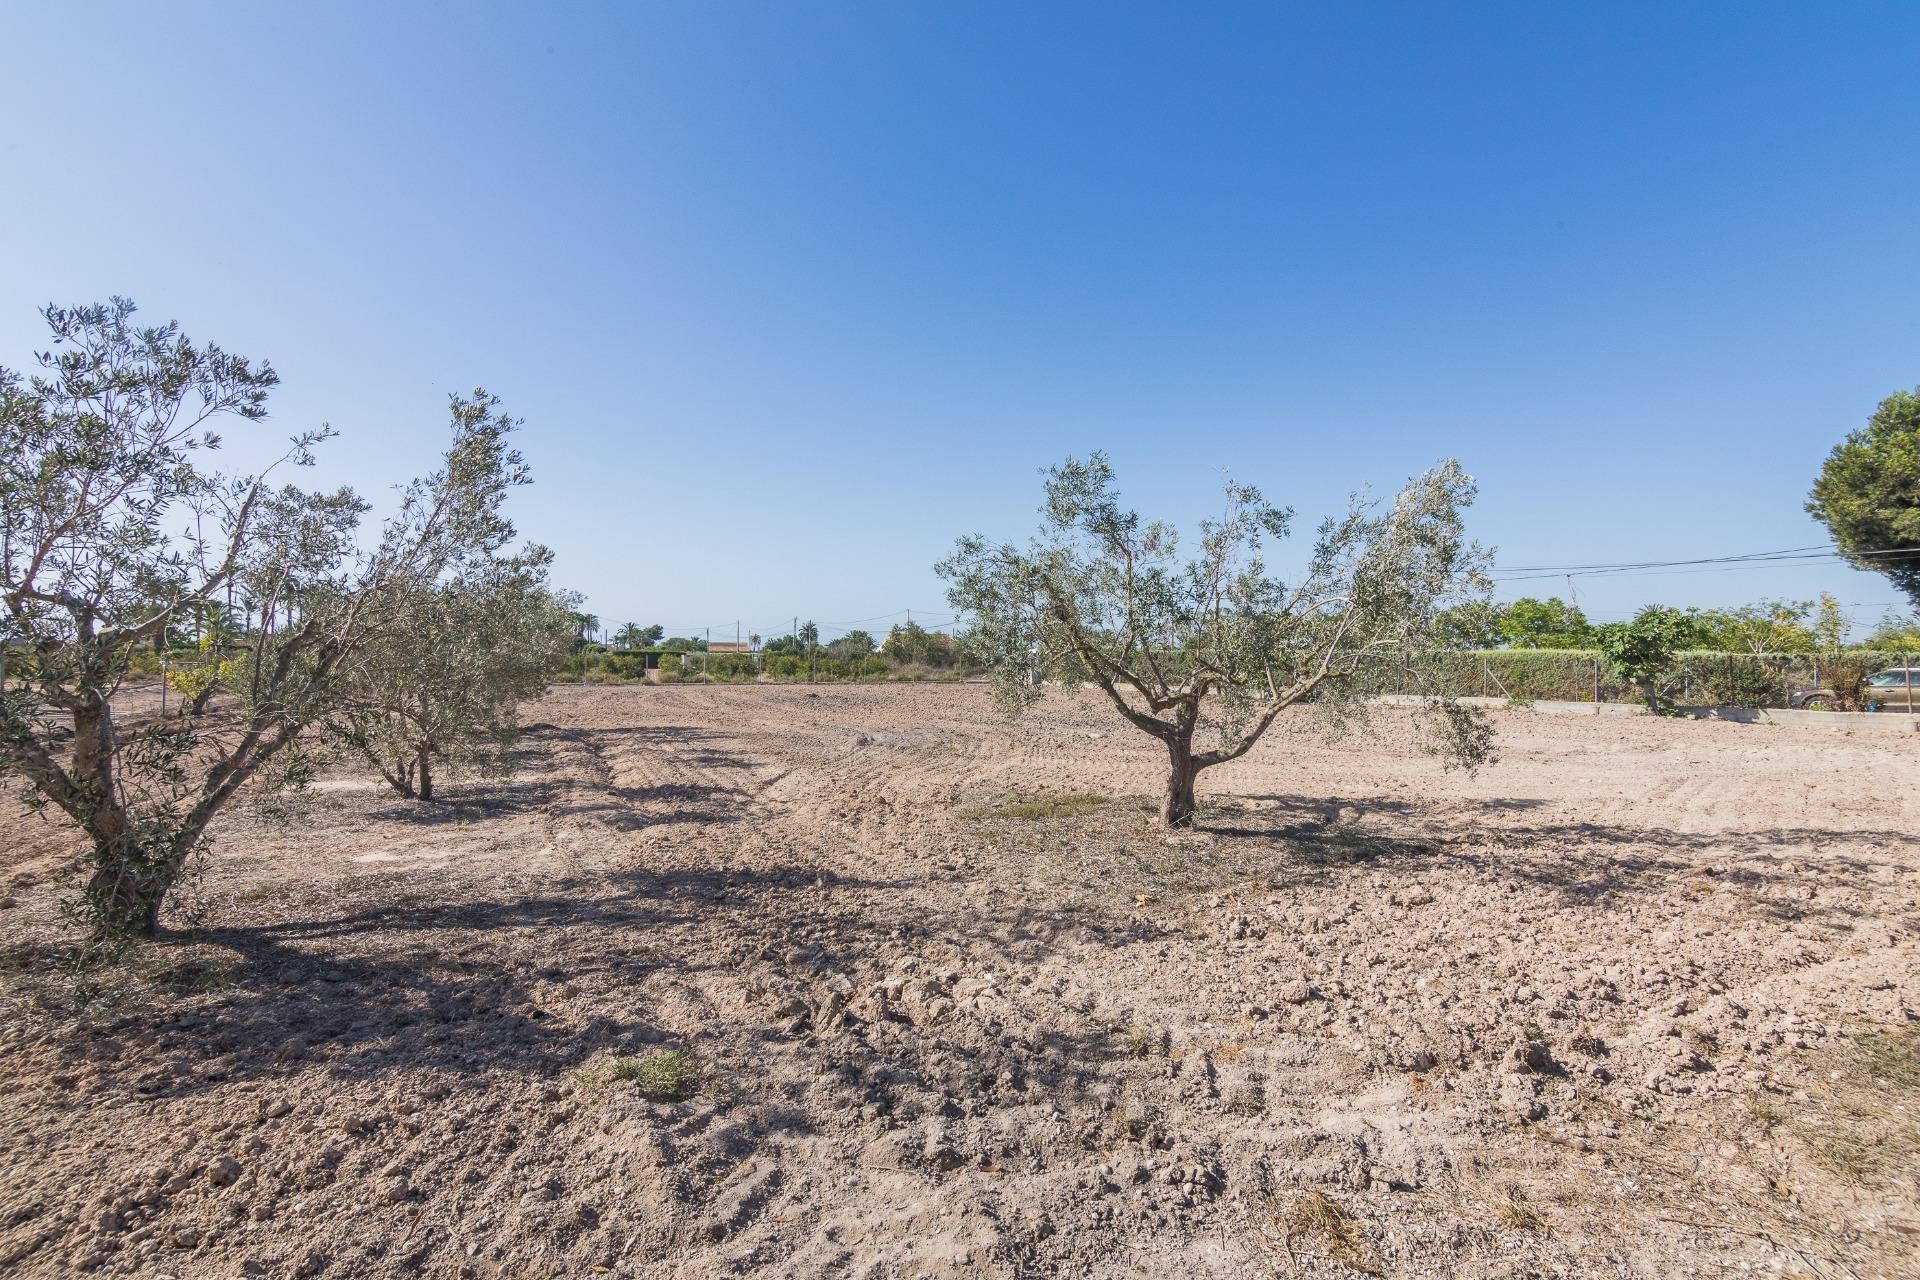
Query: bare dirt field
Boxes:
[{"xmin": 2, "ymin": 683, "xmax": 1917, "ymax": 1279}]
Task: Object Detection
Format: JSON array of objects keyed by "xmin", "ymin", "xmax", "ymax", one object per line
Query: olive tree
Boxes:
[
  {"xmin": 1, "ymin": 299, "xmax": 531, "ymax": 939},
  {"xmin": 330, "ymin": 552, "xmax": 574, "ymax": 800},
  {"xmin": 939, "ymin": 452, "xmax": 1494, "ymax": 826}
]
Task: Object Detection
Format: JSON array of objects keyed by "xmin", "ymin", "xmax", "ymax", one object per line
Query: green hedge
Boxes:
[{"xmin": 1381, "ymin": 649, "xmax": 1917, "ymax": 708}]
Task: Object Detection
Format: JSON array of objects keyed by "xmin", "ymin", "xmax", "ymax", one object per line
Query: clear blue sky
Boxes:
[{"xmin": 5, "ymin": 3, "xmax": 1918, "ymax": 640}]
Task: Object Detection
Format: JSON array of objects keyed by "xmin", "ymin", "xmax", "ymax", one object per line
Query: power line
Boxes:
[
  {"xmin": 1491, "ymin": 543, "xmax": 1920, "ymax": 583},
  {"xmin": 1494, "ymin": 544, "xmax": 1826, "ymax": 574}
]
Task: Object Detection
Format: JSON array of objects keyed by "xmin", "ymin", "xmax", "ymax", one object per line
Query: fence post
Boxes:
[
  {"xmin": 1592, "ymin": 657, "xmax": 1601, "ymax": 704},
  {"xmin": 1481, "ymin": 658, "xmax": 1488, "ymax": 699}
]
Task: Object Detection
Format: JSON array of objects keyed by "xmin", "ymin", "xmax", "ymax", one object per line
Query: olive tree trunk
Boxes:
[
  {"xmin": 1158, "ymin": 709, "xmax": 1205, "ymax": 827},
  {"xmin": 373, "ymin": 742, "xmax": 437, "ymax": 801},
  {"xmin": 86, "ymin": 848, "xmax": 170, "ymax": 939},
  {"xmin": 1162, "ymin": 740, "xmax": 1200, "ymax": 826},
  {"xmin": 82, "ymin": 810, "xmax": 214, "ymax": 941},
  {"xmin": 64, "ymin": 698, "xmax": 163, "ymax": 938}
]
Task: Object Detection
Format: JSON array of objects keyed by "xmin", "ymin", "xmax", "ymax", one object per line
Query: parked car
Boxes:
[
  {"xmin": 1862, "ymin": 667, "xmax": 1919, "ymax": 712},
  {"xmin": 1789, "ymin": 667, "xmax": 1919, "ymax": 711}
]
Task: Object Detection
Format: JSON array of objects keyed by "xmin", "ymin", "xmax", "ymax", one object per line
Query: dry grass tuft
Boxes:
[
  {"xmin": 1122, "ymin": 1020, "xmax": 1157, "ymax": 1057},
  {"xmin": 1854, "ymin": 1027, "xmax": 1920, "ymax": 1088},
  {"xmin": 1268, "ymin": 1190, "xmax": 1383, "ymax": 1274},
  {"xmin": 1491, "ymin": 1185, "xmax": 1548, "ymax": 1233},
  {"xmin": 959, "ymin": 791, "xmax": 1107, "ymax": 821},
  {"xmin": 1741, "ymin": 1091, "xmax": 1784, "ymax": 1133},
  {"xmin": 1804, "ymin": 1124, "xmax": 1886, "ymax": 1185},
  {"xmin": 606, "ymin": 1048, "xmax": 704, "ymax": 1101},
  {"xmin": 1773, "ymin": 1024, "xmax": 1920, "ymax": 1189}
]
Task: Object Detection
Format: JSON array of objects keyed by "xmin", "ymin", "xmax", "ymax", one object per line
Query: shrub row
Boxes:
[
  {"xmin": 1367, "ymin": 648, "xmax": 1918, "ymax": 708},
  {"xmin": 553, "ymin": 649, "xmax": 982, "ymax": 685}
]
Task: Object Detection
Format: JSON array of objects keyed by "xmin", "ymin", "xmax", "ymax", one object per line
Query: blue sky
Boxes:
[{"xmin": 4, "ymin": 3, "xmax": 1918, "ymax": 640}]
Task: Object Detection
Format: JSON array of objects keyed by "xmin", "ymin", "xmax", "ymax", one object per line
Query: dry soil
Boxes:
[{"xmin": 1, "ymin": 683, "xmax": 1916, "ymax": 1279}]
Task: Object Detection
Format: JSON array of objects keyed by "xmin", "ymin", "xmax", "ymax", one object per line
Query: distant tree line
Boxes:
[
  {"xmin": 578, "ymin": 618, "xmax": 967, "ymax": 665},
  {"xmin": 561, "ymin": 617, "xmax": 978, "ymax": 683},
  {"xmin": 1432, "ymin": 593, "xmax": 1911, "ymax": 656}
]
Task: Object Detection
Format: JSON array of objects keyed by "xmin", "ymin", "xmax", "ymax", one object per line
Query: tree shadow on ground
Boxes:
[
  {"xmin": 360, "ymin": 778, "xmax": 752, "ymax": 832},
  {"xmin": 21, "ymin": 868, "xmax": 782, "ymax": 1100},
  {"xmin": 535, "ymin": 722, "xmax": 766, "ymax": 771},
  {"xmin": 548, "ymin": 781, "xmax": 754, "ymax": 832},
  {"xmin": 1198, "ymin": 791, "xmax": 1911, "ymax": 923},
  {"xmin": 361, "ymin": 778, "xmax": 561, "ymax": 825},
  {"xmin": 49, "ymin": 857, "xmax": 1133, "ymax": 1125}
]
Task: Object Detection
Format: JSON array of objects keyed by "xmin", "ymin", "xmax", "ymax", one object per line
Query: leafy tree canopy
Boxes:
[
  {"xmin": 882, "ymin": 620, "xmax": 962, "ymax": 668},
  {"xmin": 330, "ymin": 550, "xmax": 574, "ymax": 801},
  {"xmin": 1, "ymin": 300, "xmax": 532, "ymax": 940},
  {"xmin": 1863, "ymin": 612, "xmax": 1920, "ymax": 651},
  {"xmin": 1688, "ymin": 598, "xmax": 1817, "ymax": 655},
  {"xmin": 611, "ymin": 622, "xmax": 663, "ymax": 649},
  {"xmin": 823, "ymin": 630, "xmax": 875, "ymax": 661},
  {"xmin": 940, "ymin": 452, "xmax": 1495, "ymax": 826},
  {"xmin": 1807, "ymin": 387, "xmax": 1920, "ymax": 610},
  {"xmin": 1430, "ymin": 601, "xmax": 1502, "ymax": 649},
  {"xmin": 1496, "ymin": 597, "xmax": 1592, "ymax": 649},
  {"xmin": 1595, "ymin": 606, "xmax": 1698, "ymax": 712}
]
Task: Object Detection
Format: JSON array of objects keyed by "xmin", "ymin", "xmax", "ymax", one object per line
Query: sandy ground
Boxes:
[{"xmin": 1, "ymin": 683, "xmax": 1916, "ymax": 1279}]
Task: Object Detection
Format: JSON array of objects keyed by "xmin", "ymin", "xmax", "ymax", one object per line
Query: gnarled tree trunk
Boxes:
[
  {"xmin": 1162, "ymin": 740, "xmax": 1200, "ymax": 827},
  {"xmin": 1159, "ymin": 710, "xmax": 1203, "ymax": 827},
  {"xmin": 86, "ymin": 851, "xmax": 169, "ymax": 939},
  {"xmin": 68, "ymin": 698, "xmax": 166, "ymax": 938},
  {"xmin": 416, "ymin": 743, "xmax": 434, "ymax": 802}
]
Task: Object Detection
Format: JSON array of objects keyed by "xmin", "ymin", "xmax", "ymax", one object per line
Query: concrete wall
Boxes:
[{"xmin": 1755, "ymin": 707, "xmax": 1918, "ymax": 732}]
